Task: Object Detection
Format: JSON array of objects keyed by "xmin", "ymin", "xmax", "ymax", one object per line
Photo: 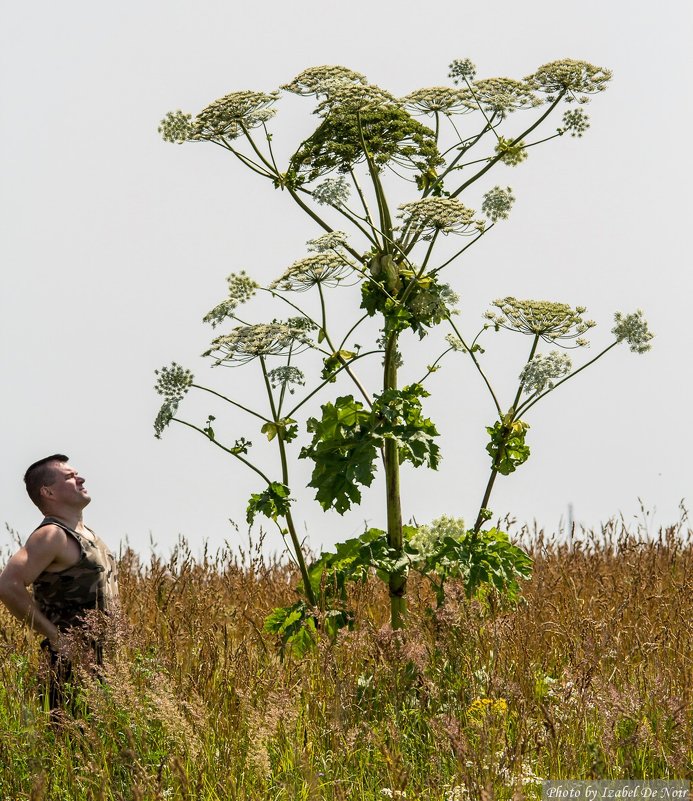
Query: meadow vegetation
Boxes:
[{"xmin": 1, "ymin": 516, "xmax": 691, "ymax": 800}]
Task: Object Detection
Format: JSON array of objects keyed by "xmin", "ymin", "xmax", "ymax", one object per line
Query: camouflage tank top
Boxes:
[{"xmin": 31, "ymin": 517, "xmax": 119, "ymax": 631}]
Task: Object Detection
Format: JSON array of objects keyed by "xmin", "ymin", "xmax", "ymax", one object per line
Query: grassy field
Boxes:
[{"xmin": 0, "ymin": 517, "xmax": 691, "ymax": 801}]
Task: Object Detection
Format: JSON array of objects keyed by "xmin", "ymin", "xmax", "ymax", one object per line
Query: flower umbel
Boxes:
[
  {"xmin": 448, "ymin": 58, "xmax": 477, "ymax": 83},
  {"xmin": 401, "ymin": 87, "xmax": 472, "ymax": 116},
  {"xmin": 482, "ymin": 186, "xmax": 515, "ymax": 222},
  {"xmin": 203, "ymin": 271, "xmax": 259, "ymax": 328},
  {"xmin": 519, "ymin": 351, "xmax": 573, "ymax": 395},
  {"xmin": 445, "ymin": 333, "xmax": 466, "ymax": 352},
  {"xmin": 203, "ymin": 319, "xmax": 315, "ymax": 365},
  {"xmin": 158, "ymin": 110, "xmax": 193, "ymax": 144},
  {"xmin": 153, "ymin": 363, "xmax": 194, "ymax": 438},
  {"xmin": 612, "ymin": 310, "xmax": 653, "ymax": 353},
  {"xmin": 191, "ymin": 91, "xmax": 280, "ymax": 141},
  {"xmin": 398, "ymin": 197, "xmax": 478, "ymax": 240},
  {"xmin": 312, "ymin": 176, "xmax": 351, "ymax": 207},
  {"xmin": 267, "ymin": 366, "xmax": 306, "ymax": 394},
  {"xmin": 526, "ymin": 59, "xmax": 612, "ymax": 103},
  {"xmin": 486, "ymin": 297, "xmax": 596, "ymax": 344},
  {"xmin": 408, "ymin": 516, "xmax": 466, "ymax": 561},
  {"xmin": 281, "ymin": 65, "xmax": 368, "ymax": 97},
  {"xmin": 315, "ymin": 83, "xmax": 398, "ymax": 117},
  {"xmin": 495, "ymin": 137, "xmax": 528, "ymax": 166},
  {"xmin": 306, "ymin": 231, "xmax": 350, "ymax": 252},
  {"xmin": 155, "ymin": 362, "xmax": 194, "ymax": 402},
  {"xmin": 469, "ymin": 78, "xmax": 540, "ymax": 115},
  {"xmin": 559, "ymin": 109, "xmax": 590, "ymax": 137},
  {"xmin": 270, "ymin": 253, "xmax": 354, "ymax": 292}
]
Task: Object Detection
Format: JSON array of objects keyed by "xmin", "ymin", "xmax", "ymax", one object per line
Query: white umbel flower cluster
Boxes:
[
  {"xmin": 203, "ymin": 272, "xmax": 259, "ymax": 328},
  {"xmin": 482, "ymin": 186, "xmax": 515, "ymax": 222},
  {"xmin": 448, "ymin": 58, "xmax": 477, "ymax": 83},
  {"xmin": 519, "ymin": 351, "xmax": 573, "ymax": 395},
  {"xmin": 525, "ymin": 59, "xmax": 612, "ymax": 103},
  {"xmin": 191, "ymin": 91, "xmax": 280, "ymax": 140},
  {"xmin": 400, "ymin": 87, "xmax": 473, "ymax": 116},
  {"xmin": 559, "ymin": 109, "xmax": 590, "ymax": 137},
  {"xmin": 281, "ymin": 65, "xmax": 368, "ymax": 97},
  {"xmin": 398, "ymin": 197, "xmax": 479, "ymax": 240},
  {"xmin": 445, "ymin": 333, "xmax": 466, "ymax": 352},
  {"xmin": 204, "ymin": 319, "xmax": 315, "ymax": 365},
  {"xmin": 158, "ymin": 111, "xmax": 193, "ymax": 144},
  {"xmin": 312, "ymin": 176, "xmax": 351, "ymax": 207},
  {"xmin": 486, "ymin": 297, "xmax": 596, "ymax": 345},
  {"xmin": 315, "ymin": 83, "xmax": 397, "ymax": 116},
  {"xmin": 469, "ymin": 77, "xmax": 540, "ymax": 115},
  {"xmin": 408, "ymin": 516, "xmax": 466, "ymax": 561},
  {"xmin": 153, "ymin": 363, "xmax": 194, "ymax": 438},
  {"xmin": 267, "ymin": 366, "xmax": 306, "ymax": 394},
  {"xmin": 612, "ymin": 310, "xmax": 653, "ymax": 353},
  {"xmin": 306, "ymin": 231, "xmax": 350, "ymax": 252},
  {"xmin": 270, "ymin": 252, "xmax": 354, "ymax": 292}
]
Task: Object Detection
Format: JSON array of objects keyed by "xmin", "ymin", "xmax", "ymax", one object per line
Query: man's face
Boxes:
[{"xmin": 42, "ymin": 461, "xmax": 91, "ymax": 509}]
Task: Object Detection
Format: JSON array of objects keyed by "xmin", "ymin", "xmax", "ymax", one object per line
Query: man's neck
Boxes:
[{"xmin": 43, "ymin": 509, "xmax": 85, "ymax": 532}]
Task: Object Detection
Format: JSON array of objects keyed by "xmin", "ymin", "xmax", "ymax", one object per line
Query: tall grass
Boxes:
[{"xmin": 1, "ymin": 517, "xmax": 691, "ymax": 801}]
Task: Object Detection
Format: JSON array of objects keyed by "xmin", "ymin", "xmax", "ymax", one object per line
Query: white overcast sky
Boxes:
[{"xmin": 1, "ymin": 0, "xmax": 691, "ymax": 558}]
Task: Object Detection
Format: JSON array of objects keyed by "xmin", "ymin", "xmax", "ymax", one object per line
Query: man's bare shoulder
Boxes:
[
  {"xmin": 0, "ymin": 524, "xmax": 71, "ymax": 589},
  {"xmin": 26, "ymin": 523, "xmax": 69, "ymax": 550}
]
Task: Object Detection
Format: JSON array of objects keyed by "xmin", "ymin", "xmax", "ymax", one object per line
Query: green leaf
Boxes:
[
  {"xmin": 300, "ymin": 396, "xmax": 379, "ymax": 514},
  {"xmin": 486, "ymin": 419, "xmax": 530, "ymax": 475},
  {"xmin": 373, "ymin": 383, "xmax": 441, "ymax": 469},
  {"xmin": 321, "ymin": 350, "xmax": 357, "ymax": 382},
  {"xmin": 246, "ymin": 481, "xmax": 293, "ymax": 525},
  {"xmin": 263, "ymin": 601, "xmax": 317, "ymax": 659},
  {"xmin": 261, "ymin": 417, "xmax": 297, "ymax": 443}
]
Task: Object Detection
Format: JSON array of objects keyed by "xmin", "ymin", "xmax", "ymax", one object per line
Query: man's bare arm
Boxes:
[{"xmin": 0, "ymin": 526, "xmax": 68, "ymax": 644}]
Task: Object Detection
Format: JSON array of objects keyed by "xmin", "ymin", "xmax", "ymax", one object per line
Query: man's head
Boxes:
[{"xmin": 23, "ymin": 454, "xmax": 91, "ymax": 513}]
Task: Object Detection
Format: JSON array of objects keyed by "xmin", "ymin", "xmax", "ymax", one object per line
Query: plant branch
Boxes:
[
  {"xmin": 446, "ymin": 316, "xmax": 502, "ymax": 417},
  {"xmin": 516, "ymin": 341, "xmax": 619, "ymax": 417},
  {"xmin": 171, "ymin": 417, "xmax": 272, "ymax": 484},
  {"xmin": 191, "ymin": 383, "xmax": 271, "ymax": 423}
]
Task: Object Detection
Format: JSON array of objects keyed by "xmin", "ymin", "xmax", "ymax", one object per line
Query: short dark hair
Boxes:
[{"xmin": 24, "ymin": 454, "xmax": 69, "ymax": 508}]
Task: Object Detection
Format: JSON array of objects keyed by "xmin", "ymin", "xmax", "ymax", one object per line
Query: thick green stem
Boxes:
[{"xmin": 383, "ymin": 332, "xmax": 405, "ymax": 628}]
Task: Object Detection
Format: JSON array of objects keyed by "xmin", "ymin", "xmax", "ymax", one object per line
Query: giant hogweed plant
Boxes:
[{"xmin": 154, "ymin": 59, "xmax": 652, "ymax": 645}]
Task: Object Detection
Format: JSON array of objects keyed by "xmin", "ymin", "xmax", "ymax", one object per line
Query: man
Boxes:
[{"xmin": 0, "ymin": 454, "xmax": 118, "ymax": 709}]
